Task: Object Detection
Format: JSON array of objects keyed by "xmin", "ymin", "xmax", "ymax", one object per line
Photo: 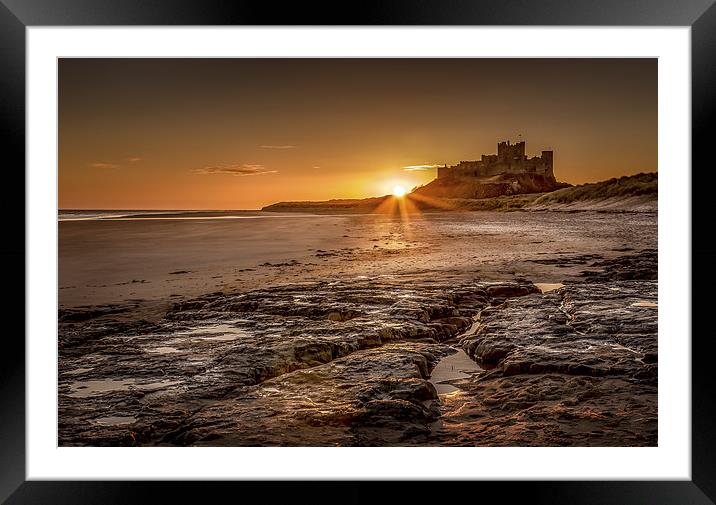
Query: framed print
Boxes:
[{"xmin": 3, "ymin": 0, "xmax": 714, "ymax": 503}]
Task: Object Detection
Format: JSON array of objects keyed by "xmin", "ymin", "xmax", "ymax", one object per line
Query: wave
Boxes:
[{"xmin": 58, "ymin": 210, "xmax": 318, "ymax": 222}]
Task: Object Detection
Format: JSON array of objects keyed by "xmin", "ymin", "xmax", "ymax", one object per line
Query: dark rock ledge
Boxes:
[
  {"xmin": 59, "ymin": 278, "xmax": 536, "ymax": 446},
  {"xmin": 59, "ymin": 251, "xmax": 656, "ymax": 447}
]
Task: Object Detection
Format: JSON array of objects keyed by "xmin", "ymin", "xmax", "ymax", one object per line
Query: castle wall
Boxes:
[{"xmin": 437, "ymin": 141, "xmax": 554, "ymax": 181}]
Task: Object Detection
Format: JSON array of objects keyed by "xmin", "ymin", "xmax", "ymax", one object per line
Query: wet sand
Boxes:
[{"xmin": 60, "ymin": 210, "xmax": 656, "ymax": 310}]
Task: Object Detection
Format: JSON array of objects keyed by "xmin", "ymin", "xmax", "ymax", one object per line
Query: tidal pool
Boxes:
[{"xmin": 429, "ymin": 348, "xmax": 482, "ymax": 395}]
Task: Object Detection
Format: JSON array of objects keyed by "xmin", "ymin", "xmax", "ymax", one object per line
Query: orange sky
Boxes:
[{"xmin": 59, "ymin": 58, "xmax": 657, "ymax": 210}]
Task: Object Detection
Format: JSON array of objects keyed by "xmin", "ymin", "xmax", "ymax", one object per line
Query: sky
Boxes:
[{"xmin": 59, "ymin": 58, "xmax": 657, "ymax": 210}]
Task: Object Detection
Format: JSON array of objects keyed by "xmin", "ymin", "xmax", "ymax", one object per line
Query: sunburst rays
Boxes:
[{"xmin": 371, "ymin": 191, "xmax": 455, "ymax": 220}]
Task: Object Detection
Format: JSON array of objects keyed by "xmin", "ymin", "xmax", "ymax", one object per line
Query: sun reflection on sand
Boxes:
[{"xmin": 371, "ymin": 190, "xmax": 458, "ymax": 223}]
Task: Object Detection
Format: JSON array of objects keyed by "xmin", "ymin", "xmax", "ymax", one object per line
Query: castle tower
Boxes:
[
  {"xmin": 497, "ymin": 140, "xmax": 510, "ymax": 161},
  {"xmin": 541, "ymin": 150, "xmax": 554, "ymax": 179},
  {"xmin": 437, "ymin": 163, "xmax": 449, "ymax": 179},
  {"xmin": 497, "ymin": 140, "xmax": 526, "ymax": 161}
]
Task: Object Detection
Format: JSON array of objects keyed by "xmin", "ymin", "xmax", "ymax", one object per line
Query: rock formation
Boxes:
[
  {"xmin": 414, "ymin": 139, "xmax": 569, "ymax": 199},
  {"xmin": 58, "ymin": 249, "xmax": 656, "ymax": 447}
]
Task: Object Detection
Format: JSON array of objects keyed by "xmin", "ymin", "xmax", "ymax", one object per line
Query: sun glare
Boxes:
[{"xmin": 392, "ymin": 185, "xmax": 407, "ymax": 197}]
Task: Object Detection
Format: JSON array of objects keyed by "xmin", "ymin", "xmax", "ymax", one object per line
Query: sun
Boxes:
[{"xmin": 392, "ymin": 185, "xmax": 407, "ymax": 197}]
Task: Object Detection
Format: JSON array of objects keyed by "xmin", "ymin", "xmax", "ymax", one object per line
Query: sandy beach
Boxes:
[
  {"xmin": 58, "ymin": 209, "xmax": 658, "ymax": 446},
  {"xmin": 60, "ymin": 210, "xmax": 655, "ymax": 309}
]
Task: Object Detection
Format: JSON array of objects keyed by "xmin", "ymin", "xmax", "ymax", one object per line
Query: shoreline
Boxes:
[
  {"xmin": 59, "ymin": 211, "xmax": 656, "ymax": 309},
  {"xmin": 261, "ymin": 195, "xmax": 657, "ymax": 214}
]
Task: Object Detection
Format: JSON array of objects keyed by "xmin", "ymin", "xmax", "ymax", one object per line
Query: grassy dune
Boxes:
[
  {"xmin": 437, "ymin": 194, "xmax": 543, "ymax": 211},
  {"xmin": 530, "ymin": 172, "xmax": 657, "ymax": 206}
]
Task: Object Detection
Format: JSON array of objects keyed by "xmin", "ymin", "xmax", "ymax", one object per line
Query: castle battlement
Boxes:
[{"xmin": 438, "ymin": 140, "xmax": 554, "ymax": 181}]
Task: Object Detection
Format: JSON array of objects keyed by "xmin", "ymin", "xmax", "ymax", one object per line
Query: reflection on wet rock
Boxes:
[{"xmin": 58, "ymin": 250, "xmax": 656, "ymax": 447}]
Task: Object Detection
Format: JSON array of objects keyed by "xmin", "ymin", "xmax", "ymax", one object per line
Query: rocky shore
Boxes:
[{"xmin": 59, "ymin": 248, "xmax": 657, "ymax": 446}]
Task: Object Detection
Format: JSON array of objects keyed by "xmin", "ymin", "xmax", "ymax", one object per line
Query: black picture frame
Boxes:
[{"xmin": 2, "ymin": 1, "xmax": 713, "ymax": 503}]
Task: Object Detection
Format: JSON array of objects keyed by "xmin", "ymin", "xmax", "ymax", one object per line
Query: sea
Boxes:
[{"xmin": 58, "ymin": 210, "xmax": 291, "ymax": 222}]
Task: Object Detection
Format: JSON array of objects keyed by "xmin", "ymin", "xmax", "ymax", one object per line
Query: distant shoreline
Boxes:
[
  {"xmin": 59, "ymin": 172, "xmax": 657, "ymax": 218},
  {"xmin": 262, "ymin": 172, "xmax": 657, "ymax": 214}
]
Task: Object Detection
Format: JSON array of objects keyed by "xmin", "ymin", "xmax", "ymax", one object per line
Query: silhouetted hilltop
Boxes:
[
  {"xmin": 261, "ymin": 196, "xmax": 390, "ymax": 214},
  {"xmin": 262, "ymin": 172, "xmax": 657, "ymax": 213},
  {"xmin": 412, "ymin": 172, "xmax": 569, "ymax": 200}
]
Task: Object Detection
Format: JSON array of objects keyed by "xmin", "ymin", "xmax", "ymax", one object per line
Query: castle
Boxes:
[{"xmin": 437, "ymin": 140, "xmax": 555, "ymax": 181}]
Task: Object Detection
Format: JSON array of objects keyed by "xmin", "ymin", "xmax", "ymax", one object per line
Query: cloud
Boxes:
[
  {"xmin": 89, "ymin": 162, "xmax": 121, "ymax": 169},
  {"xmin": 89, "ymin": 158, "xmax": 141, "ymax": 168},
  {"xmin": 259, "ymin": 145, "xmax": 296, "ymax": 149},
  {"xmin": 402, "ymin": 164, "xmax": 441, "ymax": 171},
  {"xmin": 193, "ymin": 164, "xmax": 278, "ymax": 177}
]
